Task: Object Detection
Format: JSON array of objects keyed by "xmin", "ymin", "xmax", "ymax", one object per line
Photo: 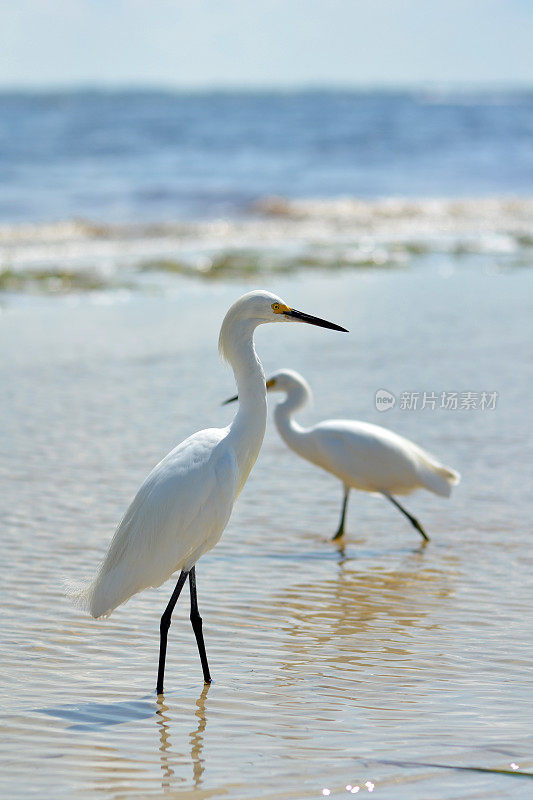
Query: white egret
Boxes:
[
  {"xmin": 226, "ymin": 369, "xmax": 459, "ymax": 542},
  {"xmin": 66, "ymin": 293, "xmax": 347, "ymax": 693}
]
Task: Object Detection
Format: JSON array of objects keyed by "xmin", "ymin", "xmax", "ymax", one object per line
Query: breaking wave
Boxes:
[{"xmin": 1, "ymin": 195, "xmax": 532, "ymax": 293}]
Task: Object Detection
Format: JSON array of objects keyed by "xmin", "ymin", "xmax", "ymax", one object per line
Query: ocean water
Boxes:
[
  {"xmin": 0, "ymin": 89, "xmax": 532, "ymax": 290},
  {"xmin": 1, "ymin": 90, "xmax": 532, "ymax": 799},
  {"xmin": 2, "ymin": 89, "xmax": 533, "ymax": 224}
]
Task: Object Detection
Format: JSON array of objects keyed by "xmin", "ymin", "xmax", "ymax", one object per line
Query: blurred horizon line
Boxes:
[{"xmin": 1, "ymin": 80, "xmax": 533, "ymax": 96}]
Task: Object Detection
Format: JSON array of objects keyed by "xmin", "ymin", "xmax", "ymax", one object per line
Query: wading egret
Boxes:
[
  {"xmin": 225, "ymin": 369, "xmax": 459, "ymax": 541},
  {"xmin": 66, "ymin": 293, "xmax": 347, "ymax": 693}
]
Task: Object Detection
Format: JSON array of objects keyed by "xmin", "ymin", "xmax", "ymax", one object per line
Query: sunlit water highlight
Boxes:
[{"xmin": 1, "ymin": 266, "xmax": 532, "ymax": 799}]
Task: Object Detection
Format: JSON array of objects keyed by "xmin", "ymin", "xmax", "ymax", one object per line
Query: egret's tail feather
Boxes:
[
  {"xmin": 88, "ymin": 567, "xmax": 133, "ymax": 619},
  {"xmin": 417, "ymin": 452, "xmax": 461, "ymax": 497},
  {"xmin": 64, "ymin": 573, "xmax": 121, "ymax": 619},
  {"xmin": 65, "ymin": 537, "xmax": 160, "ymax": 618},
  {"xmin": 64, "ymin": 575, "xmax": 115, "ymax": 618},
  {"xmin": 63, "ymin": 577, "xmax": 95, "ymax": 616}
]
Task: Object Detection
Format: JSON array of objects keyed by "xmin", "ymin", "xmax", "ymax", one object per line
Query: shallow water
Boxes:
[{"xmin": 1, "ymin": 265, "xmax": 532, "ymax": 799}]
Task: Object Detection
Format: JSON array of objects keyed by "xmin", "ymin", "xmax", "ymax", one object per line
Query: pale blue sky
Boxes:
[{"xmin": 2, "ymin": 0, "xmax": 533, "ymax": 88}]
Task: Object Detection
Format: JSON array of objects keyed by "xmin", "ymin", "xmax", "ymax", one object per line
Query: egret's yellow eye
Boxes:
[
  {"xmin": 266, "ymin": 378, "xmax": 277, "ymax": 389},
  {"xmin": 271, "ymin": 302, "xmax": 291, "ymax": 314}
]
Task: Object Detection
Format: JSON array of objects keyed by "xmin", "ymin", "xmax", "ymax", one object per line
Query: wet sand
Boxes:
[{"xmin": 1, "ymin": 264, "xmax": 532, "ymax": 798}]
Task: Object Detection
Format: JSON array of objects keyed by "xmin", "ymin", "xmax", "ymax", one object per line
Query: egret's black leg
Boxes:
[
  {"xmin": 189, "ymin": 567, "xmax": 212, "ymax": 684},
  {"xmin": 157, "ymin": 570, "xmax": 188, "ymax": 694},
  {"xmin": 382, "ymin": 492, "xmax": 430, "ymax": 542},
  {"xmin": 332, "ymin": 487, "xmax": 350, "ymax": 540}
]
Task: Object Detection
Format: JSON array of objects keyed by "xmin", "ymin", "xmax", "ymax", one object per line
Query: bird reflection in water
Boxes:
[
  {"xmin": 331, "ymin": 533, "xmax": 429, "ymax": 566},
  {"xmin": 190, "ymin": 685, "xmax": 209, "ymax": 788},
  {"xmin": 156, "ymin": 684, "xmax": 210, "ymax": 792},
  {"xmin": 266, "ymin": 543, "xmax": 459, "ymax": 675}
]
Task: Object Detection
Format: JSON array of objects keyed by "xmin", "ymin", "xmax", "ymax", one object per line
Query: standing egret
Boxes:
[
  {"xmin": 66, "ymin": 293, "xmax": 347, "ymax": 693},
  {"xmin": 226, "ymin": 369, "xmax": 459, "ymax": 542}
]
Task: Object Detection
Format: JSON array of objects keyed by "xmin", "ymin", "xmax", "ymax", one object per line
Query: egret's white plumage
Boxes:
[
  {"xmin": 66, "ymin": 292, "xmax": 346, "ymax": 690},
  {"xmin": 265, "ymin": 369, "xmax": 460, "ymax": 540},
  {"xmin": 69, "ymin": 427, "xmax": 238, "ymax": 619}
]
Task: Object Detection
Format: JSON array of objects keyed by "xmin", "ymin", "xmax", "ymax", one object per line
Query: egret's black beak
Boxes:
[
  {"xmin": 222, "ymin": 394, "xmax": 238, "ymax": 406},
  {"xmin": 285, "ymin": 308, "xmax": 348, "ymax": 332}
]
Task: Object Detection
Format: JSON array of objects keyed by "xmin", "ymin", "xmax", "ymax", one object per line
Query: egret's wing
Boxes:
[
  {"xmin": 87, "ymin": 427, "xmax": 238, "ymax": 617},
  {"xmin": 328, "ymin": 421, "xmax": 459, "ymax": 494},
  {"xmin": 309, "ymin": 420, "xmax": 458, "ymax": 495},
  {"xmin": 309, "ymin": 420, "xmax": 420, "ymax": 491}
]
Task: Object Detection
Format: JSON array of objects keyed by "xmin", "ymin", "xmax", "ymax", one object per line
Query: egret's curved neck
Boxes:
[
  {"xmin": 224, "ymin": 320, "xmax": 267, "ymax": 492},
  {"xmin": 273, "ymin": 386, "xmax": 309, "ymax": 454}
]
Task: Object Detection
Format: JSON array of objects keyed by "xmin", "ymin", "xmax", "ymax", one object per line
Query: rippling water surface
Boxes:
[
  {"xmin": 2, "ymin": 89, "xmax": 532, "ymax": 224},
  {"xmin": 1, "ymin": 263, "xmax": 532, "ymax": 799}
]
